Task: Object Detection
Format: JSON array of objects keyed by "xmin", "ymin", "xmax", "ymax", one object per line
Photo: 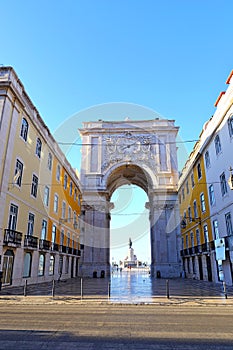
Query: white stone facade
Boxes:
[{"xmin": 79, "ymin": 119, "xmax": 181, "ymax": 278}]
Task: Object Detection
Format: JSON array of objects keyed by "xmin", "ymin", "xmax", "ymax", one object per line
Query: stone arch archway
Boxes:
[{"xmin": 79, "ymin": 119, "xmax": 181, "ymax": 278}]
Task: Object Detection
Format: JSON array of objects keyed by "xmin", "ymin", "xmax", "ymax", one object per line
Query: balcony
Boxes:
[
  {"xmin": 39, "ymin": 239, "xmax": 51, "ymax": 250},
  {"xmin": 4, "ymin": 229, "xmax": 22, "ymax": 246},
  {"xmin": 51, "ymin": 242, "xmax": 59, "ymax": 252},
  {"xmin": 59, "ymin": 245, "xmax": 67, "ymax": 253},
  {"xmin": 24, "ymin": 235, "xmax": 38, "ymax": 249}
]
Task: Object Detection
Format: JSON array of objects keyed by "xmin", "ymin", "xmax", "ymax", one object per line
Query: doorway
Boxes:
[{"xmin": 2, "ymin": 250, "xmax": 14, "ymax": 285}]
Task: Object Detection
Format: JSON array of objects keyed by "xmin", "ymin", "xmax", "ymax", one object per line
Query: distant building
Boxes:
[{"xmin": 0, "ymin": 67, "xmax": 82, "ymax": 287}]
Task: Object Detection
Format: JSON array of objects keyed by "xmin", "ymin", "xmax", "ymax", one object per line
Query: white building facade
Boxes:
[{"xmin": 202, "ymin": 70, "xmax": 233, "ymax": 285}]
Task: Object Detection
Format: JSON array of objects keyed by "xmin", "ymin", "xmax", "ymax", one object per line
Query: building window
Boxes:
[
  {"xmin": 182, "ymin": 188, "xmax": 185, "ymax": 200},
  {"xmin": 14, "ymin": 159, "xmax": 23, "ymax": 187},
  {"xmin": 74, "ymin": 188, "xmax": 77, "ymax": 201},
  {"xmin": 52, "ymin": 225, "xmax": 56, "ymax": 249},
  {"xmin": 203, "ymin": 225, "xmax": 209, "ymax": 243},
  {"xmin": 68, "ymin": 206, "xmax": 71, "ymax": 222},
  {"xmin": 67, "ymin": 232, "xmax": 70, "ymax": 247},
  {"xmin": 200, "ymin": 193, "xmax": 206, "ymax": 212},
  {"xmin": 44, "ymin": 186, "xmax": 50, "ymax": 206},
  {"xmin": 191, "ymin": 173, "xmax": 195, "ymax": 188},
  {"xmin": 35, "ymin": 138, "xmax": 42, "ymax": 158},
  {"xmin": 70, "ymin": 181, "xmax": 73, "ymax": 196},
  {"xmin": 49, "ymin": 255, "xmax": 55, "ymax": 275},
  {"xmin": 56, "ymin": 165, "xmax": 61, "ymax": 182},
  {"xmin": 31, "ymin": 174, "xmax": 38, "ymax": 198},
  {"xmin": 215, "ymin": 135, "xmax": 222, "ymax": 155},
  {"xmin": 190, "ymin": 232, "xmax": 194, "ymax": 247},
  {"xmin": 188, "ymin": 206, "xmax": 192, "ymax": 222},
  {"xmin": 23, "ymin": 252, "xmax": 32, "ymax": 278},
  {"xmin": 225, "ymin": 212, "xmax": 233, "ymax": 236},
  {"xmin": 186, "ymin": 181, "xmax": 189, "ymax": 194},
  {"xmin": 205, "ymin": 151, "xmax": 210, "ymax": 168},
  {"xmin": 27, "ymin": 212, "xmax": 34, "ymax": 236},
  {"xmin": 181, "ymin": 237, "xmax": 184, "ymax": 250},
  {"xmin": 213, "ymin": 220, "xmax": 219, "ymax": 240},
  {"xmin": 60, "ymin": 229, "xmax": 64, "ymax": 246},
  {"xmin": 220, "ymin": 172, "xmax": 228, "ymax": 196},
  {"xmin": 20, "ymin": 118, "xmax": 29, "ymax": 141},
  {"xmin": 208, "ymin": 184, "xmax": 215, "ymax": 206},
  {"xmin": 197, "ymin": 163, "xmax": 202, "ymax": 180},
  {"xmin": 47, "ymin": 153, "xmax": 52, "ymax": 171},
  {"xmin": 8, "ymin": 204, "xmax": 18, "ymax": 230},
  {"xmin": 41, "ymin": 220, "xmax": 47, "ymax": 240},
  {"xmin": 228, "ymin": 115, "xmax": 233, "ymax": 137},
  {"xmin": 62, "ymin": 201, "xmax": 66, "ymax": 219},
  {"xmin": 38, "ymin": 254, "xmax": 45, "ymax": 276},
  {"xmin": 185, "ymin": 234, "xmax": 189, "ymax": 248},
  {"xmin": 196, "ymin": 229, "xmax": 201, "ymax": 246},
  {"xmin": 64, "ymin": 174, "xmax": 68, "ymax": 189},
  {"xmin": 54, "ymin": 194, "xmax": 59, "ymax": 213},
  {"xmin": 193, "ymin": 200, "xmax": 198, "ymax": 218}
]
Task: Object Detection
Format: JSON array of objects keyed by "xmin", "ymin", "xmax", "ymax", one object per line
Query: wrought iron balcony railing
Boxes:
[
  {"xmin": 24, "ymin": 235, "xmax": 38, "ymax": 249},
  {"xmin": 4, "ymin": 229, "xmax": 23, "ymax": 246},
  {"xmin": 39, "ymin": 239, "xmax": 51, "ymax": 250}
]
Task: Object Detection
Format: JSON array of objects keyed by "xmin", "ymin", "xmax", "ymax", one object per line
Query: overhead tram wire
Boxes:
[{"xmin": 57, "ymin": 139, "xmax": 199, "ymax": 147}]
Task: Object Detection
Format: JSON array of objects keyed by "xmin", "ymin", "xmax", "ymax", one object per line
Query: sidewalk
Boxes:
[{"xmin": 1, "ymin": 272, "xmax": 233, "ymax": 305}]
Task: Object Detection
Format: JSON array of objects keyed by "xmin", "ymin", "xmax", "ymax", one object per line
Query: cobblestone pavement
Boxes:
[{"xmin": 1, "ymin": 270, "xmax": 233, "ymax": 303}]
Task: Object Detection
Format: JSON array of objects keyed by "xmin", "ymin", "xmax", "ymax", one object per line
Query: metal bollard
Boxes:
[
  {"xmin": 223, "ymin": 281, "xmax": 227, "ymax": 299},
  {"xmin": 166, "ymin": 279, "xmax": 170, "ymax": 299},
  {"xmin": 23, "ymin": 279, "xmax": 27, "ymax": 297},
  {"xmin": 52, "ymin": 279, "xmax": 55, "ymax": 297},
  {"xmin": 81, "ymin": 278, "xmax": 83, "ymax": 300}
]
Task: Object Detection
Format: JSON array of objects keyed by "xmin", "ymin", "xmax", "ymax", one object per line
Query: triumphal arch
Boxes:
[{"xmin": 79, "ymin": 119, "xmax": 181, "ymax": 278}]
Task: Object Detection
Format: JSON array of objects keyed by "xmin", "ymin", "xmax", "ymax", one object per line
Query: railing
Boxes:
[
  {"xmin": 39, "ymin": 239, "xmax": 51, "ymax": 250},
  {"xmin": 24, "ymin": 235, "xmax": 38, "ymax": 249},
  {"xmin": 51, "ymin": 243, "xmax": 59, "ymax": 251},
  {"xmin": 4, "ymin": 229, "xmax": 23, "ymax": 246},
  {"xmin": 181, "ymin": 241, "xmax": 215, "ymax": 257},
  {"xmin": 59, "ymin": 245, "xmax": 67, "ymax": 253}
]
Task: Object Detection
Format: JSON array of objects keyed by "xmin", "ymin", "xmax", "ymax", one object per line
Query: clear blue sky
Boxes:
[{"xmin": 2, "ymin": 0, "xmax": 233, "ymax": 263}]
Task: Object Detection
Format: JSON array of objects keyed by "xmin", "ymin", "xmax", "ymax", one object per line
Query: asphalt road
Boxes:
[{"xmin": 0, "ymin": 303, "xmax": 233, "ymax": 349}]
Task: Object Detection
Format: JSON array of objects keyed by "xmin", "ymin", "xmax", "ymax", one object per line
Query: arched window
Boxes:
[
  {"xmin": 20, "ymin": 118, "xmax": 29, "ymax": 141},
  {"xmin": 49, "ymin": 255, "xmax": 55, "ymax": 275},
  {"xmin": 23, "ymin": 252, "xmax": 32, "ymax": 278},
  {"xmin": 38, "ymin": 254, "xmax": 45, "ymax": 276}
]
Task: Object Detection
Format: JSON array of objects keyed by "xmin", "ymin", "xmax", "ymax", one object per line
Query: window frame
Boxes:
[
  {"xmin": 225, "ymin": 212, "xmax": 233, "ymax": 236},
  {"xmin": 35, "ymin": 138, "xmax": 42, "ymax": 158},
  {"xmin": 20, "ymin": 117, "xmax": 29, "ymax": 142},
  {"xmin": 200, "ymin": 193, "xmax": 206, "ymax": 213},
  {"xmin": 31, "ymin": 174, "xmax": 38, "ymax": 198},
  {"xmin": 214, "ymin": 134, "xmax": 222, "ymax": 155},
  {"xmin": 208, "ymin": 184, "xmax": 215, "ymax": 206},
  {"xmin": 220, "ymin": 172, "xmax": 228, "ymax": 197}
]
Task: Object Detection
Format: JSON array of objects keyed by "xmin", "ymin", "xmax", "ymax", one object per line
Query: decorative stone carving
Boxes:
[{"xmin": 102, "ymin": 133, "xmax": 158, "ymax": 172}]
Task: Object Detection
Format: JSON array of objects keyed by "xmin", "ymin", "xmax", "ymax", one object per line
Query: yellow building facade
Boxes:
[
  {"xmin": 179, "ymin": 138, "xmax": 217, "ymax": 282},
  {"xmin": 0, "ymin": 67, "xmax": 82, "ymax": 286}
]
